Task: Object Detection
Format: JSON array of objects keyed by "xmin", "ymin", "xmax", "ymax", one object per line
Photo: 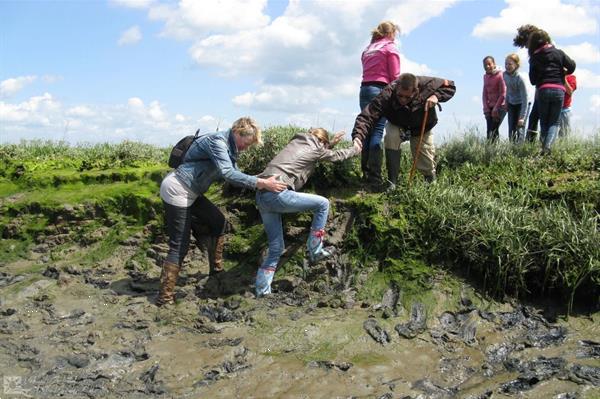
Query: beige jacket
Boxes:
[{"xmin": 259, "ymin": 133, "xmax": 359, "ymax": 191}]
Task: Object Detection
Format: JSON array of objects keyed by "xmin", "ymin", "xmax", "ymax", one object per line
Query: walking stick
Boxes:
[{"xmin": 408, "ymin": 106, "xmax": 430, "ymax": 186}]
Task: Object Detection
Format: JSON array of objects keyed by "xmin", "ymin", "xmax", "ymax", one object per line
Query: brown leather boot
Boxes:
[
  {"xmin": 208, "ymin": 235, "xmax": 225, "ymax": 275},
  {"xmin": 156, "ymin": 261, "xmax": 179, "ymax": 306}
]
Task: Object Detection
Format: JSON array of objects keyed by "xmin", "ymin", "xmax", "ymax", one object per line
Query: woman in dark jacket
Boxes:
[
  {"xmin": 254, "ymin": 129, "xmax": 361, "ymax": 296},
  {"xmin": 528, "ymin": 29, "xmax": 576, "ymax": 154}
]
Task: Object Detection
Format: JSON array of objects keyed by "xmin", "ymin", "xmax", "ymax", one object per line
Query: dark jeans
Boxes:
[
  {"xmin": 506, "ymin": 103, "xmax": 522, "ymax": 143},
  {"xmin": 538, "ymin": 88, "xmax": 565, "ymax": 152},
  {"xmin": 485, "ymin": 110, "xmax": 506, "ymax": 143},
  {"xmin": 163, "ymin": 195, "xmax": 226, "ymax": 266},
  {"xmin": 526, "ymin": 100, "xmax": 539, "ymax": 142}
]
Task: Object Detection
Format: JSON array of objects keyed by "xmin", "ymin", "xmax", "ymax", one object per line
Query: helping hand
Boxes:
[
  {"xmin": 258, "ymin": 176, "xmax": 287, "ymax": 192},
  {"xmin": 353, "ymin": 138, "xmax": 363, "ymax": 152}
]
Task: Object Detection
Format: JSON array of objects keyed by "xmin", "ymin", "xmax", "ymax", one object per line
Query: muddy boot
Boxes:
[
  {"xmin": 255, "ymin": 266, "xmax": 275, "ymax": 297},
  {"xmin": 307, "ymin": 229, "xmax": 331, "ymax": 263},
  {"xmin": 367, "ymin": 147, "xmax": 384, "ymax": 190},
  {"xmin": 208, "ymin": 235, "xmax": 225, "ymax": 276},
  {"xmin": 156, "ymin": 261, "xmax": 179, "ymax": 306},
  {"xmin": 385, "ymin": 148, "xmax": 401, "ymax": 188}
]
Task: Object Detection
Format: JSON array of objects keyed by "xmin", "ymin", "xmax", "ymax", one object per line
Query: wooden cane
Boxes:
[{"xmin": 408, "ymin": 106, "xmax": 430, "ymax": 186}]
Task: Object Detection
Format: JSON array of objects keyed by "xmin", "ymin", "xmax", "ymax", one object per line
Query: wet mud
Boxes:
[{"xmin": 0, "ymin": 235, "xmax": 599, "ymax": 398}]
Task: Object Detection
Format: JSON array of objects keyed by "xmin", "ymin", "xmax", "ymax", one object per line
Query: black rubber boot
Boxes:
[
  {"xmin": 385, "ymin": 149, "xmax": 401, "ymax": 187},
  {"xmin": 367, "ymin": 147, "xmax": 384, "ymax": 190}
]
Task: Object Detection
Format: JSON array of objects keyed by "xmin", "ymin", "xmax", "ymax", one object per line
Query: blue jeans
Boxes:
[
  {"xmin": 256, "ymin": 190, "xmax": 329, "ymax": 269},
  {"xmin": 537, "ymin": 88, "xmax": 565, "ymax": 151},
  {"xmin": 359, "ymin": 84, "xmax": 387, "ymax": 152},
  {"xmin": 559, "ymin": 107, "xmax": 571, "ymax": 137}
]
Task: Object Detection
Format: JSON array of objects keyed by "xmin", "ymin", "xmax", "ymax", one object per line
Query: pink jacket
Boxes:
[
  {"xmin": 482, "ymin": 69, "xmax": 506, "ymax": 115},
  {"xmin": 361, "ymin": 38, "xmax": 400, "ymax": 84}
]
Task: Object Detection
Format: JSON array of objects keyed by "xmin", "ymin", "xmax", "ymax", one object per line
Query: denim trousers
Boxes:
[
  {"xmin": 359, "ymin": 84, "xmax": 387, "ymax": 152},
  {"xmin": 537, "ymin": 88, "xmax": 565, "ymax": 151},
  {"xmin": 163, "ymin": 196, "xmax": 226, "ymax": 266},
  {"xmin": 256, "ymin": 190, "xmax": 329, "ymax": 269},
  {"xmin": 559, "ymin": 107, "xmax": 572, "ymax": 138}
]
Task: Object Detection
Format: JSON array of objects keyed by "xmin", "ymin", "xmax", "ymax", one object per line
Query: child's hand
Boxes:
[
  {"xmin": 517, "ymin": 118, "xmax": 525, "ymax": 127},
  {"xmin": 353, "ymin": 138, "xmax": 363, "ymax": 152}
]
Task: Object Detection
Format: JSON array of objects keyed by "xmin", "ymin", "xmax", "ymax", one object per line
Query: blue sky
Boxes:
[{"xmin": 1, "ymin": 0, "xmax": 599, "ymax": 146}]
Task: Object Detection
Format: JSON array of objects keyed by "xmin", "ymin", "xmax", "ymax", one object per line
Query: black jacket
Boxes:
[
  {"xmin": 529, "ymin": 45, "xmax": 576, "ymax": 88},
  {"xmin": 351, "ymin": 76, "xmax": 456, "ymax": 141}
]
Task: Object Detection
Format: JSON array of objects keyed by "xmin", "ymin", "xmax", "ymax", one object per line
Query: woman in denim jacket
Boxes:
[
  {"xmin": 157, "ymin": 117, "xmax": 286, "ymax": 306},
  {"xmin": 254, "ymin": 129, "xmax": 362, "ymax": 297}
]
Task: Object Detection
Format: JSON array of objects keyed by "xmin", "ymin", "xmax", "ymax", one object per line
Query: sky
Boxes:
[{"xmin": 1, "ymin": 0, "xmax": 599, "ymax": 146}]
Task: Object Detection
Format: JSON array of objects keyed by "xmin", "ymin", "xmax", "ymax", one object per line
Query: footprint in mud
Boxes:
[{"xmin": 363, "ymin": 318, "xmax": 390, "ymax": 345}]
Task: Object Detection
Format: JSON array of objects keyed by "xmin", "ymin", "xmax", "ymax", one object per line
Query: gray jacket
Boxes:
[
  {"xmin": 259, "ymin": 133, "xmax": 358, "ymax": 191},
  {"xmin": 503, "ymin": 71, "xmax": 528, "ymax": 119},
  {"xmin": 175, "ymin": 129, "xmax": 257, "ymax": 195}
]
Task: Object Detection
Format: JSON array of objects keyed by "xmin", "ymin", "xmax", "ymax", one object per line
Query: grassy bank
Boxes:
[{"xmin": 0, "ymin": 130, "xmax": 598, "ymax": 312}]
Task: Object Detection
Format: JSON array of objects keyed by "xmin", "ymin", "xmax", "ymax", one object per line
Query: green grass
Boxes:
[{"xmin": 0, "ymin": 132, "xmax": 598, "ymax": 312}]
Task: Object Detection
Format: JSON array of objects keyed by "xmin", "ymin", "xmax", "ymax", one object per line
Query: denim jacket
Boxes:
[{"xmin": 175, "ymin": 129, "xmax": 257, "ymax": 195}]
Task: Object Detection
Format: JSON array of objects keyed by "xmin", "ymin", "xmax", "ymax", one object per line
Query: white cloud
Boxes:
[
  {"xmin": 472, "ymin": 0, "xmax": 598, "ymax": 38},
  {"xmin": 574, "ymin": 68, "xmax": 600, "ymax": 88},
  {"xmin": 0, "ymin": 76, "xmax": 37, "ymax": 97},
  {"xmin": 110, "ymin": 0, "xmax": 154, "ymax": 9},
  {"xmin": 590, "ymin": 94, "xmax": 600, "ymax": 112},
  {"xmin": 0, "ymin": 92, "xmax": 218, "ymax": 145},
  {"xmin": 386, "ymin": 0, "xmax": 459, "ymax": 35},
  {"xmin": 150, "ymin": 0, "xmax": 270, "ymax": 40},
  {"xmin": 118, "ymin": 25, "xmax": 142, "ymax": 46},
  {"xmin": 561, "ymin": 42, "xmax": 600, "ymax": 64},
  {"xmin": 0, "ymin": 93, "xmax": 60, "ymax": 124},
  {"xmin": 66, "ymin": 105, "xmax": 95, "ymax": 117}
]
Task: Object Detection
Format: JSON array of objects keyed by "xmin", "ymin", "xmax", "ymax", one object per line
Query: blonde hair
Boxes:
[
  {"xmin": 231, "ymin": 117, "xmax": 262, "ymax": 145},
  {"xmin": 371, "ymin": 21, "xmax": 398, "ymax": 42},
  {"xmin": 505, "ymin": 53, "xmax": 521, "ymax": 68},
  {"xmin": 308, "ymin": 127, "xmax": 330, "ymax": 145}
]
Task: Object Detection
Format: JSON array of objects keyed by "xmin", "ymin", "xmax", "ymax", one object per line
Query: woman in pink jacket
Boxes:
[
  {"xmin": 482, "ymin": 56, "xmax": 507, "ymax": 142},
  {"xmin": 359, "ymin": 21, "xmax": 400, "ymax": 189}
]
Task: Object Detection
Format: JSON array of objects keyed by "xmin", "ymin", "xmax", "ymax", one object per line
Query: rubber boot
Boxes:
[
  {"xmin": 307, "ymin": 229, "xmax": 331, "ymax": 263},
  {"xmin": 385, "ymin": 148, "xmax": 401, "ymax": 188},
  {"xmin": 207, "ymin": 235, "xmax": 225, "ymax": 276},
  {"xmin": 360, "ymin": 146, "xmax": 370, "ymax": 183},
  {"xmin": 255, "ymin": 266, "xmax": 275, "ymax": 297},
  {"xmin": 367, "ymin": 147, "xmax": 384, "ymax": 190},
  {"xmin": 156, "ymin": 260, "xmax": 179, "ymax": 306}
]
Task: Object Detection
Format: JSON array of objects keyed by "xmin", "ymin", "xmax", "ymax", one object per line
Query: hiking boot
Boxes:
[
  {"xmin": 208, "ymin": 235, "xmax": 225, "ymax": 276},
  {"xmin": 307, "ymin": 229, "xmax": 331, "ymax": 263},
  {"xmin": 156, "ymin": 261, "xmax": 179, "ymax": 306}
]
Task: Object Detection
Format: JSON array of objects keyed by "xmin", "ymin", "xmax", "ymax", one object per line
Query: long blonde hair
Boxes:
[
  {"xmin": 371, "ymin": 21, "xmax": 398, "ymax": 42},
  {"xmin": 308, "ymin": 127, "xmax": 330, "ymax": 145}
]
